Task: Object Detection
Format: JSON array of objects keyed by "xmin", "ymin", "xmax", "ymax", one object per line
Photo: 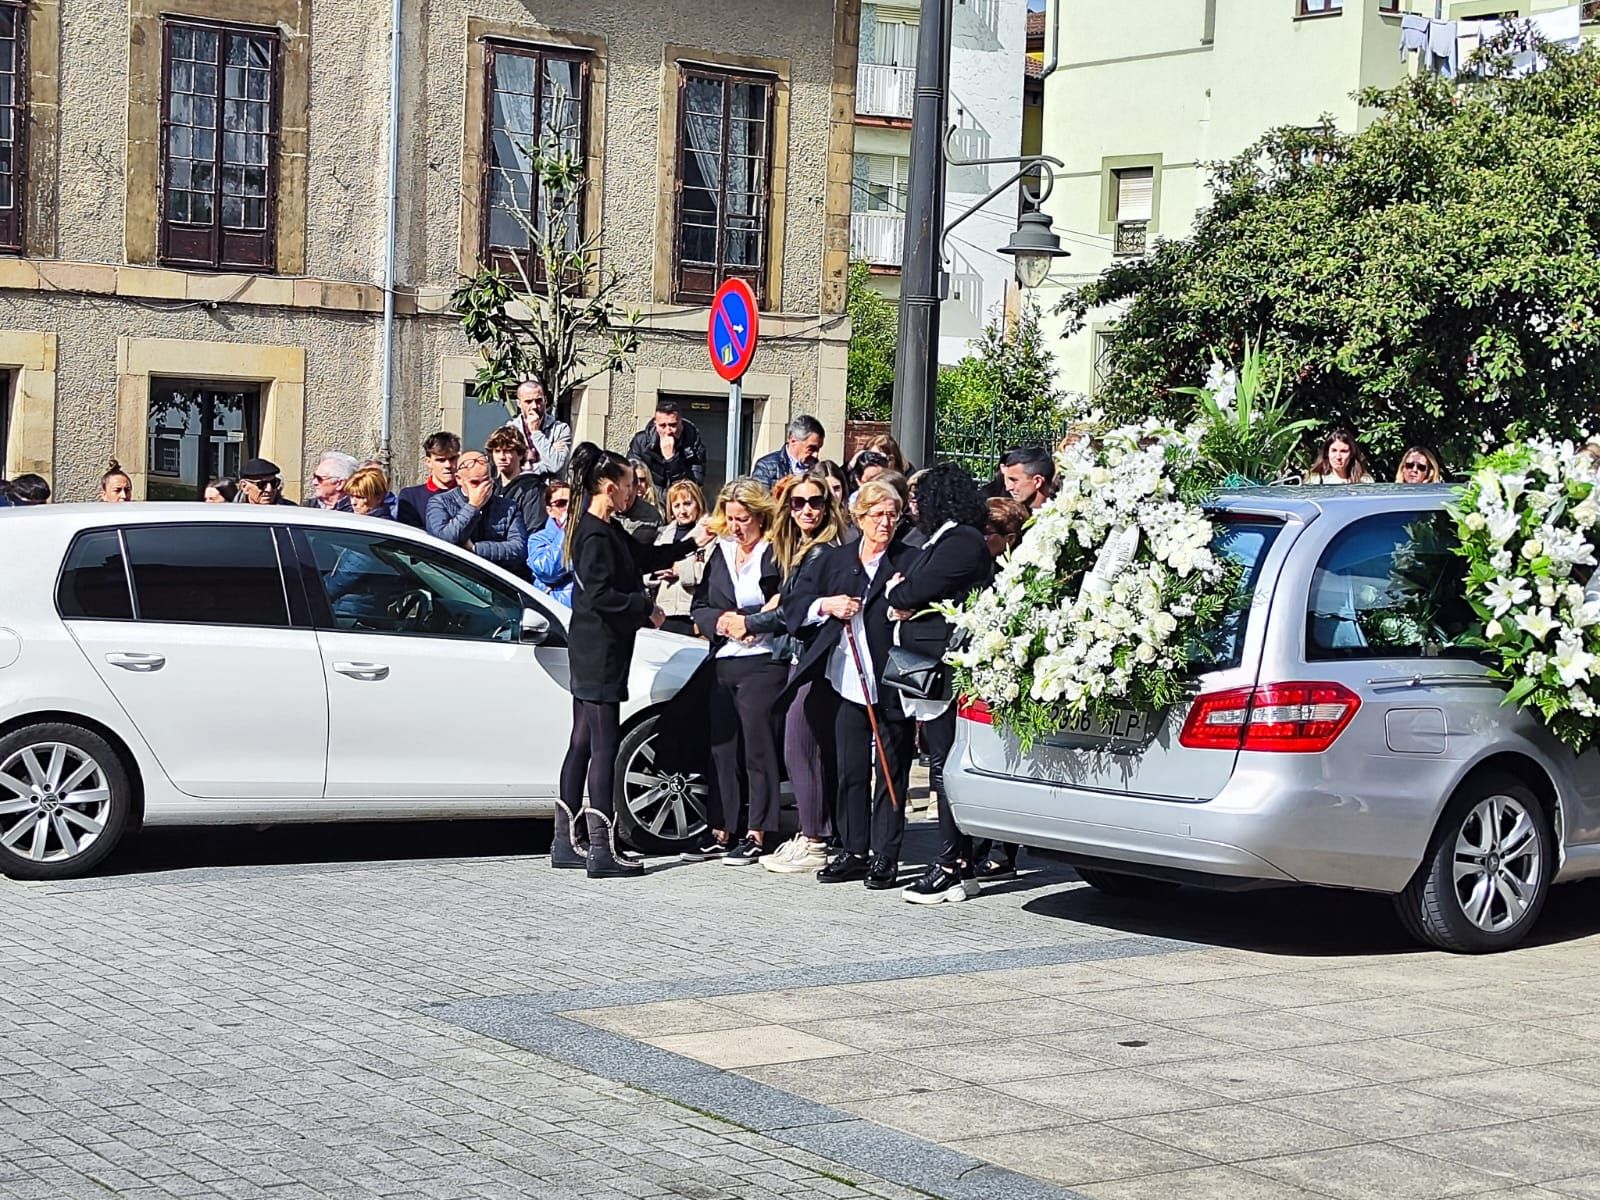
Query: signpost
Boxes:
[{"xmin": 707, "ymin": 279, "xmax": 760, "ymax": 484}]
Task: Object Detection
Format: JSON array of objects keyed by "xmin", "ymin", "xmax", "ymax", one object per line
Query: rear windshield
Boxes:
[{"xmin": 1196, "ymin": 515, "xmax": 1283, "ymax": 672}]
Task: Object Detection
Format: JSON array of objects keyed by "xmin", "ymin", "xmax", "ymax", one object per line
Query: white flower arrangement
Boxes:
[
  {"xmin": 1451, "ymin": 437, "xmax": 1600, "ymax": 751},
  {"xmin": 944, "ymin": 422, "xmax": 1241, "ymax": 748}
]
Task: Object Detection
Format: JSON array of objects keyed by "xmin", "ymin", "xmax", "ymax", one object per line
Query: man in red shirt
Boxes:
[{"xmin": 396, "ymin": 431, "xmax": 461, "ymax": 528}]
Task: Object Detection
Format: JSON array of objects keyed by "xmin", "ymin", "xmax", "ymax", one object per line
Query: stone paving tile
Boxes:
[
  {"xmin": 1259, "ymin": 1082, "xmax": 1514, "ymax": 1138},
  {"xmin": 947, "ymin": 1124, "xmax": 1209, "ymax": 1187},
  {"xmin": 1140, "ymin": 1051, "xmax": 1371, "ymax": 1102},
  {"xmin": 1395, "ymin": 1119, "xmax": 1600, "ymax": 1187},
  {"xmin": 1078, "ymin": 1163, "xmax": 1333, "ymax": 1199},
  {"xmin": 1108, "ymin": 1102, "xmax": 1358, "ymax": 1163},
  {"xmin": 1275, "ymin": 1035, "xmax": 1505, "ymax": 1084},
  {"xmin": 841, "ymin": 1086, "xmax": 1078, "ymax": 1142},
  {"xmin": 887, "ymin": 1036, "xmax": 1111, "ymax": 1085},
  {"xmin": 736, "ymin": 1055, "xmax": 964, "ymax": 1106},
  {"xmin": 646, "ymin": 1025, "xmax": 859, "ymax": 1070},
  {"xmin": 1245, "ymin": 1142, "xmax": 1507, "ymax": 1200}
]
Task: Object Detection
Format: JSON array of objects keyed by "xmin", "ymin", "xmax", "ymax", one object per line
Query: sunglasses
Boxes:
[
  {"xmin": 1402, "ymin": 460, "xmax": 1430, "ymax": 471},
  {"xmin": 245, "ymin": 477, "xmax": 280, "ymax": 489},
  {"xmin": 548, "ymin": 497, "xmax": 571, "ymax": 509},
  {"xmin": 789, "ymin": 494, "xmax": 826, "ymax": 512}
]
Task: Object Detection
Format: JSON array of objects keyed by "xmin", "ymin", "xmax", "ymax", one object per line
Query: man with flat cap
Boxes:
[{"xmin": 237, "ymin": 458, "xmax": 298, "ymax": 506}]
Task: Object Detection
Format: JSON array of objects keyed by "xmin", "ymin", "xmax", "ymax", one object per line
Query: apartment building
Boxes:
[
  {"xmin": 0, "ymin": 0, "xmax": 858, "ymax": 501},
  {"xmin": 848, "ymin": 0, "xmax": 1027, "ymax": 361},
  {"xmin": 1037, "ymin": 0, "xmax": 1599, "ymax": 402}
]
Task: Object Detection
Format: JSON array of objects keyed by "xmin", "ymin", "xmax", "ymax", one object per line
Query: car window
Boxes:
[
  {"xmin": 301, "ymin": 527, "xmax": 525, "ymax": 642},
  {"xmin": 1195, "ymin": 516, "xmax": 1283, "ymax": 671},
  {"xmin": 57, "ymin": 530, "xmax": 134, "ymax": 620},
  {"xmin": 123, "ymin": 525, "xmax": 290, "ymax": 627},
  {"xmin": 1307, "ymin": 510, "xmax": 1476, "ymax": 660}
]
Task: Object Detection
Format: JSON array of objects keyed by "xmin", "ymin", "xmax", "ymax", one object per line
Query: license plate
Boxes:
[{"xmin": 1047, "ymin": 708, "xmax": 1149, "ymax": 745}]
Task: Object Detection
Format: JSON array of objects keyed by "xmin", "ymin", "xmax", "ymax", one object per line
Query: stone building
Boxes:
[{"xmin": 0, "ymin": 0, "xmax": 858, "ymax": 501}]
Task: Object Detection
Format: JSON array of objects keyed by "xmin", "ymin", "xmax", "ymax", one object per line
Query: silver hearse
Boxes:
[{"xmin": 947, "ymin": 484, "xmax": 1600, "ymax": 952}]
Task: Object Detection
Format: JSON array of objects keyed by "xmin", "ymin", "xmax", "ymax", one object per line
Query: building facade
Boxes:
[
  {"xmin": 1037, "ymin": 0, "xmax": 1599, "ymax": 402},
  {"xmin": 848, "ymin": 0, "xmax": 1027, "ymax": 362},
  {"xmin": 0, "ymin": 0, "xmax": 859, "ymax": 501}
]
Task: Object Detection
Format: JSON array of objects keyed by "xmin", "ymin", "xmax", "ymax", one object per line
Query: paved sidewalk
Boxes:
[{"xmin": 3, "ymin": 812, "xmax": 1600, "ymax": 1199}]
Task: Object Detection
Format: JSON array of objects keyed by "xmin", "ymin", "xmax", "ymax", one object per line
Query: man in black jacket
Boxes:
[{"xmin": 627, "ymin": 400, "xmax": 706, "ymax": 490}]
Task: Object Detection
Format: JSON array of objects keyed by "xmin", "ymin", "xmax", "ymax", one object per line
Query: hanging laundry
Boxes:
[
  {"xmin": 1399, "ymin": 12, "xmax": 1429, "ymax": 59},
  {"xmin": 1531, "ymin": 5, "xmax": 1581, "ymax": 50},
  {"xmin": 1426, "ymin": 18, "xmax": 1459, "ymax": 78},
  {"xmin": 1456, "ymin": 19, "xmax": 1482, "ymax": 67}
]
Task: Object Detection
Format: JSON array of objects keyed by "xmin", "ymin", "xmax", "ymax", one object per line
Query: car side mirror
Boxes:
[{"xmin": 520, "ymin": 607, "xmax": 551, "ymax": 645}]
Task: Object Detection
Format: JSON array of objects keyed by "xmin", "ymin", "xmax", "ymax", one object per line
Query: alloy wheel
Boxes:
[
  {"xmin": 0, "ymin": 742, "xmax": 112, "ymax": 864},
  {"xmin": 620, "ymin": 730, "xmax": 708, "ymax": 843},
  {"xmin": 1453, "ymin": 793, "xmax": 1542, "ymax": 933}
]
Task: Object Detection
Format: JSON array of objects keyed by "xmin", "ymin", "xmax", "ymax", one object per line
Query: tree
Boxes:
[
  {"xmin": 1060, "ymin": 39, "xmax": 1600, "ymax": 465},
  {"xmin": 846, "ymin": 262, "xmax": 897, "ymax": 421},
  {"xmin": 451, "ymin": 100, "xmax": 642, "ymax": 415}
]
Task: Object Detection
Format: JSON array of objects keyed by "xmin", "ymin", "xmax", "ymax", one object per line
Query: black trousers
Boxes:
[
  {"xmin": 560, "ymin": 698, "xmax": 621, "ymax": 821},
  {"xmin": 708, "ymin": 654, "xmax": 790, "ymax": 836},
  {"xmin": 922, "ymin": 703, "xmax": 970, "ymax": 867},
  {"xmin": 833, "ymin": 695, "xmax": 915, "ymax": 861}
]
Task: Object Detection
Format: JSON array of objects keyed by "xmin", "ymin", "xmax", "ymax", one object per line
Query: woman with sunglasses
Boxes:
[
  {"xmin": 1395, "ymin": 446, "xmax": 1445, "ymax": 484},
  {"xmin": 737, "ymin": 470, "xmax": 850, "ymax": 874},
  {"xmin": 526, "ymin": 478, "xmax": 577, "ymax": 606}
]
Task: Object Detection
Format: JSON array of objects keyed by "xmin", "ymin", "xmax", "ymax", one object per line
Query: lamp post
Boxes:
[{"xmin": 887, "ymin": 0, "xmax": 1068, "ymax": 466}]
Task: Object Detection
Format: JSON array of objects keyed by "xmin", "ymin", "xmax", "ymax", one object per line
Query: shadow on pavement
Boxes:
[
  {"xmin": 99, "ymin": 818, "xmax": 557, "ymax": 877},
  {"xmin": 1020, "ymin": 872, "xmax": 1600, "ymax": 956}
]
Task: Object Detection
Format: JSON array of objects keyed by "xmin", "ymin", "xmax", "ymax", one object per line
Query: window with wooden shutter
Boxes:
[
  {"xmin": 1113, "ymin": 166, "xmax": 1153, "ymax": 256},
  {"xmin": 862, "ymin": 153, "xmax": 908, "ymax": 213},
  {"xmin": 0, "ymin": 0, "xmax": 24, "ymax": 254},
  {"xmin": 482, "ymin": 42, "xmax": 589, "ymax": 284},
  {"xmin": 159, "ymin": 19, "xmax": 280, "ymax": 272},
  {"xmin": 673, "ymin": 65, "xmax": 774, "ymax": 306}
]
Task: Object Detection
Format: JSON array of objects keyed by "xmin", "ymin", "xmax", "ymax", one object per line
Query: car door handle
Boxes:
[
  {"xmin": 332, "ymin": 661, "xmax": 390, "ymax": 681},
  {"xmin": 105, "ymin": 652, "xmax": 166, "ymax": 672}
]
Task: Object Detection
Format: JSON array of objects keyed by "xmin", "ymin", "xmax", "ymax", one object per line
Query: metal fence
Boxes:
[{"xmin": 934, "ymin": 407, "xmax": 1070, "ymax": 482}]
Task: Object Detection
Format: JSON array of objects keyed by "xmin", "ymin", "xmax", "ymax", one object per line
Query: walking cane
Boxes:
[{"xmin": 843, "ymin": 618, "xmax": 902, "ymax": 811}]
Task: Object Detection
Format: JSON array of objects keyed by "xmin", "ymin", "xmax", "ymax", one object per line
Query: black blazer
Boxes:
[
  {"xmin": 568, "ymin": 511, "xmax": 698, "ymax": 702},
  {"xmin": 780, "ymin": 537, "xmax": 921, "ymax": 718},
  {"xmin": 690, "ymin": 542, "xmax": 782, "ymax": 650},
  {"xmin": 885, "ymin": 524, "xmax": 994, "ymax": 660},
  {"xmin": 745, "ymin": 538, "xmax": 836, "ymax": 641}
]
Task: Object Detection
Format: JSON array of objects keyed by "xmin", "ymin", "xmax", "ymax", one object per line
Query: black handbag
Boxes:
[{"xmin": 882, "ymin": 644, "xmax": 943, "ymax": 700}]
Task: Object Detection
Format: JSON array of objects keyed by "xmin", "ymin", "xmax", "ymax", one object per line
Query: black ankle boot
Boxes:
[
  {"xmin": 585, "ymin": 811, "xmax": 644, "ymax": 879},
  {"xmin": 550, "ymin": 802, "xmax": 587, "ymax": 869}
]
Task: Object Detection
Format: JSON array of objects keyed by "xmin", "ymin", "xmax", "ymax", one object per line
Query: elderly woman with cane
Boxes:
[{"xmin": 782, "ymin": 479, "xmax": 920, "ymax": 889}]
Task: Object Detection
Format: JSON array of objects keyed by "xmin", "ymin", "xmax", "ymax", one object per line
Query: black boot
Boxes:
[
  {"xmin": 550, "ymin": 801, "xmax": 587, "ymax": 870},
  {"xmin": 585, "ymin": 811, "xmax": 644, "ymax": 879}
]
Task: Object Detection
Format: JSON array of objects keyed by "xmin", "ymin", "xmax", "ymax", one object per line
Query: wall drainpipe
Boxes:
[{"xmin": 378, "ymin": 0, "xmax": 404, "ymax": 470}]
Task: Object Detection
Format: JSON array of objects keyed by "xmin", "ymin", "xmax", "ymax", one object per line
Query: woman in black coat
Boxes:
[
  {"xmin": 885, "ymin": 464, "xmax": 995, "ymax": 905},
  {"xmin": 556, "ymin": 443, "xmax": 709, "ymax": 878},
  {"xmin": 685, "ymin": 478, "xmax": 786, "ymax": 866},
  {"xmin": 781, "ymin": 479, "xmax": 921, "ymax": 891}
]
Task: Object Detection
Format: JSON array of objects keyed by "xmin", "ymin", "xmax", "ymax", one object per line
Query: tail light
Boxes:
[
  {"xmin": 958, "ymin": 698, "xmax": 992, "ymax": 724},
  {"xmin": 1179, "ymin": 682, "xmax": 1360, "ymax": 753}
]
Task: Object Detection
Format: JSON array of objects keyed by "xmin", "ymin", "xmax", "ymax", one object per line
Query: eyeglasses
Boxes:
[
  {"xmin": 548, "ymin": 497, "xmax": 570, "ymax": 509},
  {"xmin": 789, "ymin": 494, "xmax": 827, "ymax": 512},
  {"xmin": 863, "ymin": 508, "xmax": 899, "ymax": 526}
]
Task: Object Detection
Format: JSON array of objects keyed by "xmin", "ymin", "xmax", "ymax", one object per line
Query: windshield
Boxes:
[{"xmin": 1196, "ymin": 515, "xmax": 1283, "ymax": 672}]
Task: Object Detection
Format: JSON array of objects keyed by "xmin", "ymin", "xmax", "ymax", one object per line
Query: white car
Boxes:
[{"xmin": 0, "ymin": 503, "xmax": 712, "ymax": 879}]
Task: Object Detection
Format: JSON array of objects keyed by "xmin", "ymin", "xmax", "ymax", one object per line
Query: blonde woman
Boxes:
[
  {"xmin": 745, "ymin": 469, "xmax": 850, "ymax": 874},
  {"xmin": 653, "ymin": 480, "xmax": 709, "ymax": 636},
  {"xmin": 1395, "ymin": 446, "xmax": 1445, "ymax": 484},
  {"xmin": 684, "ymin": 478, "xmax": 785, "ymax": 865}
]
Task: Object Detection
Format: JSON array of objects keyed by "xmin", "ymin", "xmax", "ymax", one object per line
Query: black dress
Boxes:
[{"xmin": 567, "ymin": 511, "xmax": 697, "ymax": 703}]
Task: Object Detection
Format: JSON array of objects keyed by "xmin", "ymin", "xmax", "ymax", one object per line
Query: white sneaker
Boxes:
[{"xmin": 761, "ymin": 835, "xmax": 830, "ymax": 874}]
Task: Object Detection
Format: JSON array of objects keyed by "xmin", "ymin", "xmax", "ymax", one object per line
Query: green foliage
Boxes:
[
  {"xmin": 846, "ymin": 263, "xmax": 897, "ymax": 422},
  {"xmin": 1175, "ymin": 340, "xmax": 1320, "ymax": 484},
  {"xmin": 1060, "ymin": 41, "xmax": 1600, "ymax": 465},
  {"xmin": 451, "ymin": 102, "xmax": 642, "ymax": 412}
]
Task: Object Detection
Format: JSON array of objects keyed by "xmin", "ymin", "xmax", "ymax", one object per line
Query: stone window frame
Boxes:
[
  {"xmin": 114, "ymin": 337, "xmax": 305, "ymax": 502},
  {"xmin": 0, "ymin": 0, "xmax": 26, "ymax": 253},
  {"xmin": 125, "ymin": 0, "xmax": 309, "ymax": 274},
  {"xmin": 0, "ymin": 0, "xmax": 58, "ymax": 258},
  {"xmin": 632, "ymin": 366, "xmax": 792, "ymax": 464},
  {"xmin": 460, "ymin": 19, "xmax": 607, "ymax": 291},
  {"xmin": 653, "ymin": 46, "xmax": 790, "ymax": 311},
  {"xmin": 0, "ymin": 329, "xmax": 55, "ymax": 481}
]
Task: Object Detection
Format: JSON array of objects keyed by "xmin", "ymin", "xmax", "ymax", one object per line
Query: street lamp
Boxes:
[{"xmin": 998, "ymin": 209, "xmax": 1070, "ymax": 289}]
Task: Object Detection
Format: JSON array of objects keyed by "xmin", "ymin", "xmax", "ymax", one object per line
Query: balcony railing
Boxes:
[
  {"xmin": 1114, "ymin": 220, "xmax": 1149, "ymax": 257},
  {"xmin": 857, "ymin": 62, "xmax": 915, "ymax": 120},
  {"xmin": 851, "ymin": 211, "xmax": 906, "ymax": 268}
]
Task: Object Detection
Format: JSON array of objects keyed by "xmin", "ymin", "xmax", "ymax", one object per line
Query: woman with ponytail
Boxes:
[{"xmin": 554, "ymin": 442, "xmax": 713, "ymax": 878}]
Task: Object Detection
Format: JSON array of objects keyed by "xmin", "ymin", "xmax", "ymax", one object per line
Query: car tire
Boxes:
[
  {"xmin": 0, "ymin": 723, "xmax": 132, "ymax": 881},
  {"xmin": 612, "ymin": 711, "xmax": 710, "ymax": 856},
  {"xmin": 1394, "ymin": 772, "xmax": 1553, "ymax": 954},
  {"xmin": 1075, "ymin": 868, "xmax": 1181, "ymax": 899}
]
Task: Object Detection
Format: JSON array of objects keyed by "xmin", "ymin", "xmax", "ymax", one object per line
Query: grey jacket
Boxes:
[
  {"xmin": 425, "ymin": 486, "xmax": 528, "ymax": 570},
  {"xmin": 502, "ymin": 414, "xmax": 573, "ymax": 477}
]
